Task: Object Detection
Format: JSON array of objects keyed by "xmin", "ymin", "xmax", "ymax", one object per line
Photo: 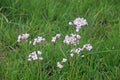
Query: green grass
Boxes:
[{"xmin": 0, "ymin": 0, "xmax": 120, "ymax": 80}]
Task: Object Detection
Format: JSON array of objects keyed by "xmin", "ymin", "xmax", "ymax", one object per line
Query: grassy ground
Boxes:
[{"xmin": 0, "ymin": 0, "xmax": 120, "ymax": 80}]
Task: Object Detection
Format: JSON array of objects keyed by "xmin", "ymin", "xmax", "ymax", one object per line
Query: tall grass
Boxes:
[{"xmin": 0, "ymin": 0, "xmax": 120, "ymax": 80}]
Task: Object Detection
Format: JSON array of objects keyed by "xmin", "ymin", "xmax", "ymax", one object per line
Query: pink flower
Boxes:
[
  {"xmin": 69, "ymin": 17, "xmax": 88, "ymax": 32},
  {"xmin": 28, "ymin": 51, "xmax": 43, "ymax": 61},
  {"xmin": 51, "ymin": 34, "xmax": 61, "ymax": 42},
  {"xmin": 57, "ymin": 58, "xmax": 67, "ymax": 69},
  {"xmin": 83, "ymin": 44, "xmax": 93, "ymax": 51},
  {"xmin": 63, "ymin": 34, "xmax": 81, "ymax": 45},
  {"xmin": 33, "ymin": 36, "xmax": 45, "ymax": 45},
  {"xmin": 17, "ymin": 33, "xmax": 30, "ymax": 42},
  {"xmin": 73, "ymin": 18, "xmax": 88, "ymax": 26}
]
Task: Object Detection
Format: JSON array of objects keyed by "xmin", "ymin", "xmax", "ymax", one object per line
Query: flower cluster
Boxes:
[
  {"xmin": 57, "ymin": 58, "xmax": 67, "ymax": 68},
  {"xmin": 63, "ymin": 34, "xmax": 81, "ymax": 45},
  {"xmin": 28, "ymin": 51, "xmax": 43, "ymax": 61},
  {"xmin": 17, "ymin": 33, "xmax": 30, "ymax": 42},
  {"xmin": 16, "ymin": 17, "xmax": 93, "ymax": 70},
  {"xmin": 51, "ymin": 34, "xmax": 61, "ymax": 42},
  {"xmin": 83, "ymin": 44, "xmax": 93, "ymax": 51},
  {"xmin": 33, "ymin": 36, "xmax": 45, "ymax": 45},
  {"xmin": 69, "ymin": 18, "xmax": 88, "ymax": 32},
  {"xmin": 70, "ymin": 44, "xmax": 93, "ymax": 57}
]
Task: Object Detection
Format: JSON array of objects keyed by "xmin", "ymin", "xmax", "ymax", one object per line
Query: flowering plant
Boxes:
[{"xmin": 17, "ymin": 17, "xmax": 93, "ymax": 69}]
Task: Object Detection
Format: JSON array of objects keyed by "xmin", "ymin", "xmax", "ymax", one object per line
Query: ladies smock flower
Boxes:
[
  {"xmin": 51, "ymin": 34, "xmax": 61, "ymax": 42},
  {"xmin": 33, "ymin": 36, "xmax": 45, "ymax": 45},
  {"xmin": 69, "ymin": 17, "xmax": 88, "ymax": 32},
  {"xmin": 17, "ymin": 33, "xmax": 30, "ymax": 42},
  {"xmin": 63, "ymin": 34, "xmax": 81, "ymax": 45}
]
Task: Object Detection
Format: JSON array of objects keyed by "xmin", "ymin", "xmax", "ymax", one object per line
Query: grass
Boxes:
[{"xmin": 0, "ymin": 0, "xmax": 120, "ymax": 80}]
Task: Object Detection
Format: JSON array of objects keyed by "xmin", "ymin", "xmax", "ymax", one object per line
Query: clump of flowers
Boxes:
[
  {"xmin": 17, "ymin": 33, "xmax": 30, "ymax": 42},
  {"xmin": 69, "ymin": 17, "xmax": 88, "ymax": 32},
  {"xmin": 70, "ymin": 48, "xmax": 83, "ymax": 57},
  {"xmin": 70, "ymin": 44, "xmax": 93, "ymax": 57},
  {"xmin": 28, "ymin": 51, "xmax": 43, "ymax": 61},
  {"xmin": 57, "ymin": 58, "xmax": 67, "ymax": 68},
  {"xmin": 33, "ymin": 36, "xmax": 45, "ymax": 45},
  {"xmin": 17, "ymin": 17, "xmax": 93, "ymax": 70},
  {"xmin": 63, "ymin": 34, "xmax": 81, "ymax": 45},
  {"xmin": 83, "ymin": 44, "xmax": 93, "ymax": 51},
  {"xmin": 51, "ymin": 34, "xmax": 61, "ymax": 42}
]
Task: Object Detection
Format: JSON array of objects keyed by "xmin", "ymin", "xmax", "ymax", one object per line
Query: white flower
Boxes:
[
  {"xmin": 56, "ymin": 34, "xmax": 61, "ymax": 38},
  {"xmin": 63, "ymin": 34, "xmax": 81, "ymax": 45},
  {"xmin": 37, "ymin": 51, "xmax": 42, "ymax": 55},
  {"xmin": 29, "ymin": 41, "xmax": 32, "ymax": 44},
  {"xmin": 75, "ymin": 48, "xmax": 80, "ymax": 54},
  {"xmin": 30, "ymin": 52, "xmax": 38, "ymax": 60},
  {"xmin": 76, "ymin": 34, "xmax": 81, "ymax": 39},
  {"xmin": 75, "ymin": 48, "xmax": 83, "ymax": 54},
  {"xmin": 69, "ymin": 17, "xmax": 88, "ymax": 32},
  {"xmin": 17, "ymin": 35, "xmax": 21, "ymax": 42},
  {"xmin": 83, "ymin": 44, "xmax": 93, "ymax": 51},
  {"xmin": 70, "ymin": 49, "xmax": 75, "ymax": 53},
  {"xmin": 76, "ymin": 25, "xmax": 81, "ymax": 32},
  {"xmin": 69, "ymin": 22, "xmax": 73, "ymax": 25},
  {"xmin": 28, "ymin": 58, "xmax": 32, "ymax": 61},
  {"xmin": 57, "ymin": 57, "xmax": 67, "ymax": 69},
  {"xmin": 61, "ymin": 58, "xmax": 67, "ymax": 63},
  {"xmin": 57, "ymin": 62, "xmax": 63, "ymax": 68},
  {"xmin": 39, "ymin": 57, "xmax": 43, "ymax": 61},
  {"xmin": 51, "ymin": 34, "xmax": 61, "ymax": 42},
  {"xmin": 33, "ymin": 36, "xmax": 45, "ymax": 45},
  {"xmin": 51, "ymin": 37, "xmax": 56, "ymax": 42},
  {"xmin": 21, "ymin": 33, "xmax": 30, "ymax": 40},
  {"xmin": 17, "ymin": 33, "xmax": 30, "ymax": 42},
  {"xmin": 73, "ymin": 17, "xmax": 88, "ymax": 26},
  {"xmin": 70, "ymin": 53, "xmax": 74, "ymax": 57},
  {"xmin": 70, "ymin": 47, "xmax": 84, "ymax": 57},
  {"xmin": 28, "ymin": 51, "xmax": 43, "ymax": 61}
]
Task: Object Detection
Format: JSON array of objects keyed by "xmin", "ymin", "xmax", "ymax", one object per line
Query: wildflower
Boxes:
[
  {"xmin": 37, "ymin": 51, "xmax": 42, "ymax": 55},
  {"xmin": 17, "ymin": 33, "xmax": 30, "ymax": 42},
  {"xmin": 17, "ymin": 35, "xmax": 21, "ymax": 42},
  {"xmin": 28, "ymin": 58, "xmax": 32, "ymax": 61},
  {"xmin": 51, "ymin": 37, "xmax": 56, "ymax": 42},
  {"xmin": 76, "ymin": 26, "xmax": 81, "ymax": 32},
  {"xmin": 75, "ymin": 48, "xmax": 83, "ymax": 54},
  {"xmin": 38, "ymin": 57, "xmax": 43, "ymax": 61},
  {"xmin": 57, "ymin": 58, "xmax": 67, "ymax": 69},
  {"xmin": 28, "ymin": 51, "xmax": 43, "ymax": 61},
  {"xmin": 29, "ymin": 41, "xmax": 32, "ymax": 44},
  {"xmin": 21, "ymin": 33, "xmax": 30, "ymax": 40},
  {"xmin": 83, "ymin": 44, "xmax": 93, "ymax": 51},
  {"xmin": 70, "ymin": 47, "xmax": 84, "ymax": 57},
  {"xmin": 61, "ymin": 58, "xmax": 67, "ymax": 63},
  {"xmin": 70, "ymin": 48, "xmax": 83, "ymax": 53},
  {"xmin": 33, "ymin": 36, "xmax": 45, "ymax": 45},
  {"xmin": 51, "ymin": 34, "xmax": 61, "ymax": 42},
  {"xmin": 70, "ymin": 53, "xmax": 74, "ymax": 57},
  {"xmin": 56, "ymin": 34, "xmax": 61, "ymax": 38},
  {"xmin": 69, "ymin": 17, "xmax": 88, "ymax": 32},
  {"xmin": 28, "ymin": 51, "xmax": 38, "ymax": 61},
  {"xmin": 68, "ymin": 22, "xmax": 73, "ymax": 26},
  {"xmin": 57, "ymin": 62, "xmax": 63, "ymax": 69},
  {"xmin": 63, "ymin": 34, "xmax": 81, "ymax": 45},
  {"xmin": 73, "ymin": 17, "xmax": 88, "ymax": 27}
]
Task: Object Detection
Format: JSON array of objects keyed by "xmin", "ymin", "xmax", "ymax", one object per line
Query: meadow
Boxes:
[{"xmin": 0, "ymin": 0, "xmax": 120, "ymax": 80}]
